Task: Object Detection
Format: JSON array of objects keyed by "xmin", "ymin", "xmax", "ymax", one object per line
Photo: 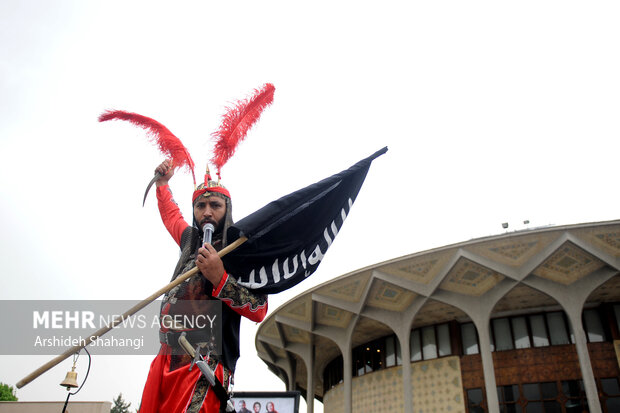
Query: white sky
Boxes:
[{"xmin": 1, "ymin": 1, "xmax": 619, "ymax": 412}]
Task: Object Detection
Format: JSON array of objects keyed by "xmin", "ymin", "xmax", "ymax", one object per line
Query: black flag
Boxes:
[{"xmin": 223, "ymin": 147, "xmax": 387, "ymax": 294}]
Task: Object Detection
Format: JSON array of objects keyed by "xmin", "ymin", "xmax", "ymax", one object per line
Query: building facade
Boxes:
[{"xmin": 255, "ymin": 220, "xmax": 620, "ymax": 413}]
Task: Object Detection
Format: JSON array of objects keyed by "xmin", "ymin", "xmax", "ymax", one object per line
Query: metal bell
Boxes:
[{"xmin": 60, "ymin": 366, "xmax": 79, "ymax": 389}]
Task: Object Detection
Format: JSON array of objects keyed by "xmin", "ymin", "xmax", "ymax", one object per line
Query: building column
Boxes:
[
  {"xmin": 306, "ymin": 342, "xmax": 315, "ymax": 413},
  {"xmin": 397, "ymin": 330, "xmax": 413, "ymax": 413},
  {"xmin": 285, "ymin": 353, "xmax": 296, "ymax": 391},
  {"xmin": 474, "ymin": 315, "xmax": 500, "ymax": 413},
  {"xmin": 337, "ymin": 322, "xmax": 357, "ymax": 413},
  {"xmin": 564, "ymin": 307, "xmax": 602, "ymax": 413},
  {"xmin": 323, "ymin": 317, "xmax": 357, "ymax": 413},
  {"xmin": 341, "ymin": 341, "xmax": 353, "ymax": 413},
  {"xmin": 288, "ymin": 359, "xmax": 296, "ymax": 391}
]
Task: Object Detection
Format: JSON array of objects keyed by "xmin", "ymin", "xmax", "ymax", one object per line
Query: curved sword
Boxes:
[{"xmin": 143, "ymin": 172, "xmax": 162, "ymax": 206}]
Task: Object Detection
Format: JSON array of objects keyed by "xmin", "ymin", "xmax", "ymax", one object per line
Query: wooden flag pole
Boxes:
[{"xmin": 16, "ymin": 236, "xmax": 248, "ymax": 389}]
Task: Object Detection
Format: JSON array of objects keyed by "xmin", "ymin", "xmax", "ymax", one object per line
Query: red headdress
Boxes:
[{"xmin": 98, "ymin": 83, "xmax": 275, "ymax": 206}]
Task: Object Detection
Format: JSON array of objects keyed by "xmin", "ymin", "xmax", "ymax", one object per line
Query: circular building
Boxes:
[{"xmin": 255, "ymin": 220, "xmax": 620, "ymax": 413}]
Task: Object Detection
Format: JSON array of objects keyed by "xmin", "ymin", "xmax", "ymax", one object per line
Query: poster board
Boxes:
[{"xmin": 230, "ymin": 391, "xmax": 301, "ymax": 413}]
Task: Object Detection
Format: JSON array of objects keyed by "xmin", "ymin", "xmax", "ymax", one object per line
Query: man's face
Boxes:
[{"xmin": 193, "ymin": 195, "xmax": 227, "ymax": 231}]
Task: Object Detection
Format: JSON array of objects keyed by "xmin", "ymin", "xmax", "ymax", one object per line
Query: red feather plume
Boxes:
[
  {"xmin": 211, "ymin": 83, "xmax": 275, "ymax": 178},
  {"xmin": 98, "ymin": 110, "xmax": 196, "ymax": 185}
]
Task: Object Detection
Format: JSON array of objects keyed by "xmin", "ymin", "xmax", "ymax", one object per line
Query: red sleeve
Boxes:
[
  {"xmin": 156, "ymin": 185, "xmax": 189, "ymax": 247},
  {"xmin": 213, "ymin": 273, "xmax": 268, "ymax": 322}
]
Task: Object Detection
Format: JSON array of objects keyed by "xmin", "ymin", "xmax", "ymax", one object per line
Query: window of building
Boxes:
[
  {"xmin": 492, "ymin": 318, "xmax": 515, "ymax": 351},
  {"xmin": 522, "ymin": 382, "xmax": 545, "ymax": 412},
  {"xmin": 512, "ymin": 316, "xmax": 531, "ymax": 349},
  {"xmin": 530, "ymin": 315, "xmax": 550, "ymax": 347},
  {"xmin": 422, "ymin": 325, "xmax": 438, "ymax": 359},
  {"xmin": 411, "ymin": 323, "xmax": 452, "ymax": 361},
  {"xmin": 613, "ymin": 304, "xmax": 620, "ymax": 335},
  {"xmin": 466, "ymin": 388, "xmax": 485, "ymax": 413},
  {"xmin": 364, "ymin": 340, "xmax": 383, "ymax": 373},
  {"xmin": 497, "ymin": 384, "xmax": 520, "ymax": 413},
  {"xmin": 410, "ymin": 329, "xmax": 422, "ymax": 361},
  {"xmin": 385, "ymin": 336, "xmax": 398, "ymax": 367},
  {"xmin": 583, "ymin": 308, "xmax": 606, "ymax": 343},
  {"xmin": 386, "ymin": 334, "xmax": 402, "ymax": 366},
  {"xmin": 546, "ymin": 312, "xmax": 570, "ymax": 346},
  {"xmin": 461, "ymin": 322, "xmax": 479, "ymax": 355},
  {"xmin": 323, "ymin": 356, "xmax": 343, "ymax": 392},
  {"xmin": 490, "ymin": 381, "xmax": 588, "ymax": 413},
  {"xmin": 562, "ymin": 380, "xmax": 587, "ymax": 413},
  {"xmin": 490, "ymin": 312, "xmax": 573, "ymax": 352},
  {"xmin": 350, "ymin": 336, "xmax": 401, "ymax": 379},
  {"xmin": 600, "ymin": 377, "xmax": 620, "ymax": 413},
  {"xmin": 437, "ymin": 323, "xmax": 451, "ymax": 356},
  {"xmin": 353, "ymin": 346, "xmax": 365, "ymax": 376},
  {"xmin": 469, "ymin": 308, "xmax": 610, "ymax": 356}
]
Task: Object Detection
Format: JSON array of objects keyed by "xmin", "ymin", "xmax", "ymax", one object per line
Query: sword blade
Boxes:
[{"xmin": 143, "ymin": 173, "xmax": 161, "ymax": 207}]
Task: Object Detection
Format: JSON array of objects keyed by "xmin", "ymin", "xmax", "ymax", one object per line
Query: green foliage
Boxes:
[
  {"xmin": 0, "ymin": 382, "xmax": 18, "ymax": 401},
  {"xmin": 111, "ymin": 392, "xmax": 131, "ymax": 413}
]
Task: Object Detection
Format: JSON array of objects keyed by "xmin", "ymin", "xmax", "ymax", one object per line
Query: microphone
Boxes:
[{"xmin": 202, "ymin": 223, "xmax": 215, "ymax": 246}]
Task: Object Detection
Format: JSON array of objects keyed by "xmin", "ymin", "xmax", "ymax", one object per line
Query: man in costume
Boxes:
[{"xmin": 139, "ymin": 160, "xmax": 268, "ymax": 413}]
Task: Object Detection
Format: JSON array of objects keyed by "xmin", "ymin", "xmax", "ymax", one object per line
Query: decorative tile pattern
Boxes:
[
  {"xmin": 467, "ymin": 233, "xmax": 559, "ymax": 267},
  {"xmin": 587, "ymin": 274, "xmax": 620, "ymax": 303},
  {"xmin": 414, "ymin": 299, "xmax": 468, "ymax": 327},
  {"xmin": 323, "ymin": 383, "xmax": 345, "ymax": 413},
  {"xmin": 281, "ymin": 296, "xmax": 312, "ymax": 322},
  {"xmin": 317, "ymin": 272, "xmax": 371, "ymax": 303},
  {"xmin": 282, "ymin": 324, "xmax": 311, "ymax": 344},
  {"xmin": 533, "ymin": 242, "xmax": 606, "ymax": 285},
  {"xmin": 315, "ymin": 302, "xmax": 353, "ymax": 328},
  {"xmin": 573, "ymin": 225, "xmax": 620, "ymax": 258},
  {"xmin": 493, "ymin": 284, "xmax": 556, "ymax": 313},
  {"xmin": 351, "ymin": 367, "xmax": 405, "ymax": 412},
  {"xmin": 411, "ymin": 356, "xmax": 465, "ymax": 413},
  {"xmin": 595, "ymin": 232, "xmax": 620, "ymax": 257},
  {"xmin": 439, "ymin": 258, "xmax": 504, "ymax": 296},
  {"xmin": 367, "ymin": 279, "xmax": 417, "ymax": 312},
  {"xmin": 325, "ymin": 358, "xmax": 466, "ymax": 413},
  {"xmin": 379, "ymin": 251, "xmax": 453, "ymax": 285}
]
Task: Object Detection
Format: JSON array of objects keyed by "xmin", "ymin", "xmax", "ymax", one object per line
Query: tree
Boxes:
[
  {"xmin": 111, "ymin": 393, "xmax": 131, "ymax": 413},
  {"xmin": 0, "ymin": 382, "xmax": 18, "ymax": 401}
]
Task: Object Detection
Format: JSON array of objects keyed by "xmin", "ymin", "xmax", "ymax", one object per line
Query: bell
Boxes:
[{"xmin": 60, "ymin": 366, "xmax": 79, "ymax": 390}]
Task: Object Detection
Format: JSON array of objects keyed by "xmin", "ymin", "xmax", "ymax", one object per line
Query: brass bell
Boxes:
[{"xmin": 60, "ymin": 366, "xmax": 79, "ymax": 390}]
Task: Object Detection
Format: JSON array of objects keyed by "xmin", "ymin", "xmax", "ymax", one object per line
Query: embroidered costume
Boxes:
[{"xmin": 139, "ymin": 185, "xmax": 267, "ymax": 413}]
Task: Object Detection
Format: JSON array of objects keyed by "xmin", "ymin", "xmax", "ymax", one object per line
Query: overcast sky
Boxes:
[{"xmin": 1, "ymin": 1, "xmax": 619, "ymax": 411}]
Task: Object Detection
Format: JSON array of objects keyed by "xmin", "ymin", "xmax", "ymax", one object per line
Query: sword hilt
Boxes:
[{"xmin": 178, "ymin": 333, "xmax": 216, "ymax": 386}]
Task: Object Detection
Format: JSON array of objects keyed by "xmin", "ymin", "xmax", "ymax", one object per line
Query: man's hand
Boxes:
[
  {"xmin": 195, "ymin": 243, "xmax": 225, "ymax": 286},
  {"xmin": 155, "ymin": 160, "xmax": 175, "ymax": 187}
]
